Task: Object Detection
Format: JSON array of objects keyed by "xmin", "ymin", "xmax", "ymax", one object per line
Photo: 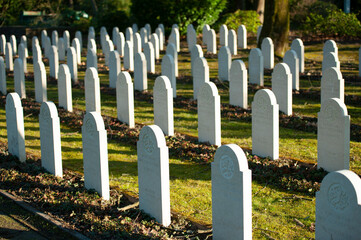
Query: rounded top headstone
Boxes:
[
  {"xmin": 40, "ymin": 101, "xmax": 59, "ymax": 119},
  {"xmin": 273, "ymin": 63, "xmax": 291, "ymax": 76},
  {"xmin": 139, "ymin": 125, "xmax": 166, "ymax": 150},
  {"xmin": 253, "ymin": 89, "xmax": 277, "ymax": 106},
  {"xmin": 321, "ymin": 98, "xmax": 348, "ymax": 117},
  {"xmin": 83, "ymin": 111, "xmax": 105, "ymax": 132},
  {"xmin": 6, "ymin": 92, "xmax": 21, "ymax": 108},
  {"xmin": 214, "ymin": 144, "xmax": 249, "ymax": 175}
]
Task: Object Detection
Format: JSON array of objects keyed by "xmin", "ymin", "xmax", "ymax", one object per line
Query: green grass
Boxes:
[{"xmin": 0, "ymin": 37, "xmax": 360, "ymax": 238}]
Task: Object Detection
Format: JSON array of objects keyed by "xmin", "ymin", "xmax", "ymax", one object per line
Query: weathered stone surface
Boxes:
[
  {"xmin": 252, "ymin": 89, "xmax": 279, "ymax": 160},
  {"xmin": 34, "ymin": 60, "xmax": 47, "ymax": 103},
  {"xmin": 137, "ymin": 125, "xmax": 171, "ymax": 226},
  {"xmin": 144, "ymin": 42, "xmax": 155, "ymax": 73},
  {"xmin": 109, "ymin": 50, "xmax": 121, "ymax": 88},
  {"xmin": 249, "ymin": 48, "xmax": 264, "ymax": 85},
  {"xmin": 315, "ymin": 170, "xmax": 361, "ymax": 239},
  {"xmin": 321, "ymin": 67, "xmax": 344, "ymax": 106},
  {"xmin": 161, "ymin": 54, "xmax": 176, "ymax": 98},
  {"xmin": 153, "ymin": 76, "xmax": 174, "ymax": 136},
  {"xmin": 58, "ymin": 64, "xmax": 73, "ymax": 112},
  {"xmin": 218, "ymin": 46, "xmax": 231, "ymax": 81},
  {"xmin": 229, "ymin": 60, "xmax": 248, "ymax": 108},
  {"xmin": 82, "ymin": 112, "xmax": 110, "ymax": 200},
  {"xmin": 116, "ymin": 72, "xmax": 135, "ymax": 128},
  {"xmin": 283, "ymin": 50, "xmax": 299, "ymax": 90},
  {"xmin": 272, "ymin": 63, "xmax": 292, "ymax": 115},
  {"xmin": 193, "ymin": 57, "xmax": 209, "ymax": 100},
  {"xmin": 134, "ymin": 52, "xmax": 147, "ymax": 91},
  {"xmin": 212, "ymin": 144, "xmax": 252, "ymax": 240},
  {"xmin": 6, "ymin": 92, "xmax": 26, "ymax": 162},
  {"xmin": 39, "ymin": 101, "xmax": 62, "ymax": 177},
  {"xmin": 198, "ymin": 82, "xmax": 221, "ymax": 146},
  {"xmin": 317, "ymin": 98, "xmax": 350, "ymax": 172},
  {"xmin": 85, "ymin": 67, "xmax": 101, "ymax": 113},
  {"xmin": 14, "ymin": 58, "xmax": 25, "ymax": 99},
  {"xmin": 291, "ymin": 38, "xmax": 304, "ymax": 73},
  {"xmin": 67, "ymin": 47, "xmax": 78, "ymax": 83}
]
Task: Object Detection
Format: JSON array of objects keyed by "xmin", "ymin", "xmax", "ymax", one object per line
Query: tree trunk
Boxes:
[
  {"xmin": 258, "ymin": 0, "xmax": 289, "ymax": 57},
  {"xmin": 256, "ymin": 0, "xmax": 265, "ymax": 23}
]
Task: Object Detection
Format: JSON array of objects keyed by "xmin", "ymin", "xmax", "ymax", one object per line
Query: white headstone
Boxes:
[
  {"xmin": 82, "ymin": 112, "xmax": 110, "ymax": 200},
  {"xmin": 161, "ymin": 54, "xmax": 176, "ymax": 98},
  {"xmin": 145, "ymin": 24, "xmax": 151, "ymax": 39},
  {"xmin": 187, "ymin": 24, "xmax": 197, "ymax": 51},
  {"xmin": 20, "ymin": 35, "xmax": 28, "ymax": 57},
  {"xmin": 85, "ymin": 67, "xmax": 101, "ymax": 113},
  {"xmin": 202, "ymin": 24, "xmax": 210, "ymax": 45},
  {"xmin": 156, "ymin": 27, "xmax": 164, "ymax": 51},
  {"xmin": 272, "ymin": 63, "xmax": 292, "ymax": 115},
  {"xmin": 44, "ymin": 36, "xmax": 51, "ymax": 59},
  {"xmin": 88, "ymin": 27, "xmax": 95, "ymax": 43},
  {"xmin": 58, "ymin": 38, "xmax": 65, "ymax": 61},
  {"xmin": 229, "ymin": 60, "xmax": 248, "ymax": 108},
  {"xmin": 154, "ymin": 76, "xmax": 174, "ymax": 136},
  {"xmin": 14, "ymin": 58, "xmax": 25, "ymax": 99},
  {"xmin": 75, "ymin": 31, "xmax": 83, "ymax": 52},
  {"xmin": 218, "ymin": 46, "xmax": 231, "ymax": 81},
  {"xmin": 134, "ymin": 52, "xmax": 147, "ymax": 91},
  {"xmin": 10, "ymin": 35, "xmax": 17, "ymax": 55},
  {"xmin": 207, "ymin": 29, "xmax": 217, "ymax": 54},
  {"xmin": 88, "ymin": 38, "xmax": 97, "ymax": 52},
  {"xmin": 220, "ymin": 25, "xmax": 228, "ymax": 47},
  {"xmin": 321, "ymin": 67, "xmax": 344, "ymax": 106},
  {"xmin": 39, "ymin": 101, "xmax": 62, "ymax": 177},
  {"xmin": 100, "ymin": 27, "xmax": 107, "ymax": 50},
  {"xmin": 140, "ymin": 27, "xmax": 148, "ymax": 49},
  {"xmin": 116, "ymin": 32, "xmax": 125, "ymax": 57},
  {"xmin": 291, "ymin": 38, "xmax": 304, "ymax": 73},
  {"xmin": 63, "ymin": 30, "xmax": 70, "ymax": 49},
  {"xmin": 32, "ymin": 40, "xmax": 42, "ymax": 63},
  {"xmin": 191, "ymin": 44, "xmax": 203, "ymax": 76},
  {"xmin": 137, "ymin": 125, "xmax": 171, "ymax": 226},
  {"xmin": 252, "ymin": 89, "xmax": 279, "ymax": 160},
  {"xmin": 150, "ymin": 33, "xmax": 160, "ymax": 60},
  {"xmin": 49, "ymin": 46, "xmax": 59, "ymax": 79},
  {"xmin": 116, "ymin": 72, "xmax": 135, "ymax": 128},
  {"xmin": 256, "ymin": 26, "xmax": 262, "ymax": 44},
  {"xmin": 0, "ymin": 34, "xmax": 6, "ymax": 54},
  {"xmin": 133, "ymin": 33, "xmax": 141, "ymax": 57},
  {"xmin": 52, "ymin": 30, "xmax": 58, "ymax": 48},
  {"xmin": 132, "ymin": 23, "xmax": 138, "ymax": 33},
  {"xmin": 198, "ymin": 82, "xmax": 221, "ymax": 146},
  {"xmin": 237, "ymin": 25, "xmax": 247, "ymax": 49},
  {"xmin": 283, "ymin": 49, "xmax": 299, "ymax": 90},
  {"xmin": 212, "ymin": 144, "xmax": 252, "ymax": 240},
  {"xmin": 249, "ymin": 48, "xmax": 264, "ymax": 85},
  {"xmin": 228, "ymin": 29, "xmax": 237, "ymax": 55},
  {"xmin": 315, "ymin": 170, "xmax": 361, "ymax": 239},
  {"xmin": 6, "ymin": 92, "xmax": 26, "ymax": 162},
  {"xmin": 144, "ymin": 42, "xmax": 155, "ymax": 73},
  {"xmin": 323, "ymin": 39, "xmax": 338, "ymax": 59},
  {"xmin": 0, "ymin": 57, "xmax": 6, "ymax": 95},
  {"xmin": 168, "ymin": 27, "xmax": 180, "ymax": 52},
  {"xmin": 158, "ymin": 24, "xmax": 165, "ymax": 46},
  {"xmin": 34, "ymin": 60, "xmax": 47, "ymax": 103},
  {"xmin": 5, "ymin": 43, "xmax": 13, "ymax": 71},
  {"xmin": 261, "ymin": 37, "xmax": 274, "ymax": 69},
  {"xmin": 322, "ymin": 52, "xmax": 340, "ymax": 72},
  {"xmin": 112, "ymin": 27, "xmax": 119, "ymax": 46},
  {"xmin": 166, "ymin": 43, "xmax": 178, "ymax": 77},
  {"xmin": 67, "ymin": 47, "xmax": 78, "ymax": 83},
  {"xmin": 193, "ymin": 57, "xmax": 209, "ymax": 100},
  {"xmin": 317, "ymin": 98, "xmax": 350, "ymax": 172},
  {"xmin": 72, "ymin": 38, "xmax": 81, "ymax": 65},
  {"xmin": 126, "ymin": 27, "xmax": 134, "ymax": 43},
  {"xmin": 18, "ymin": 43, "xmax": 27, "ymax": 73},
  {"xmin": 86, "ymin": 48, "xmax": 97, "ymax": 70},
  {"xmin": 41, "ymin": 30, "xmax": 48, "ymax": 50},
  {"xmin": 124, "ymin": 41, "xmax": 134, "ymax": 71},
  {"xmin": 58, "ymin": 64, "xmax": 72, "ymax": 112},
  {"xmin": 109, "ymin": 50, "xmax": 121, "ymax": 88}
]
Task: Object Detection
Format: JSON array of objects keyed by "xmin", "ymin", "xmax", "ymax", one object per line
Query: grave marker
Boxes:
[
  {"xmin": 14, "ymin": 59, "xmax": 25, "ymax": 99},
  {"xmin": 261, "ymin": 37, "xmax": 274, "ymax": 69},
  {"xmin": 150, "ymin": 33, "xmax": 160, "ymax": 60},
  {"xmin": 191, "ymin": 44, "xmax": 203, "ymax": 76},
  {"xmin": 58, "ymin": 38, "xmax": 65, "ymax": 61},
  {"xmin": 144, "ymin": 42, "xmax": 155, "ymax": 73},
  {"xmin": 63, "ymin": 30, "xmax": 70, "ymax": 49},
  {"xmin": 124, "ymin": 41, "xmax": 134, "ymax": 71},
  {"xmin": 249, "ymin": 48, "xmax": 264, "ymax": 85},
  {"xmin": 193, "ymin": 57, "xmax": 209, "ymax": 100},
  {"xmin": 218, "ymin": 46, "xmax": 231, "ymax": 81},
  {"xmin": 219, "ymin": 25, "xmax": 228, "ymax": 46},
  {"xmin": 18, "ymin": 43, "xmax": 27, "ymax": 73},
  {"xmin": 202, "ymin": 24, "xmax": 210, "ymax": 46},
  {"xmin": 207, "ymin": 29, "xmax": 217, "ymax": 54},
  {"xmin": 67, "ymin": 47, "xmax": 78, "ymax": 83},
  {"xmin": 116, "ymin": 72, "xmax": 135, "ymax": 128},
  {"xmin": 161, "ymin": 54, "xmax": 176, "ymax": 98},
  {"xmin": 0, "ymin": 57, "xmax": 6, "ymax": 95},
  {"xmin": 229, "ymin": 60, "xmax": 248, "ymax": 108},
  {"xmin": 34, "ymin": 60, "xmax": 47, "ymax": 103},
  {"xmin": 283, "ymin": 50, "xmax": 299, "ymax": 90},
  {"xmin": 72, "ymin": 38, "xmax": 81, "ymax": 65},
  {"xmin": 322, "ymin": 52, "xmax": 340, "ymax": 72},
  {"xmin": 291, "ymin": 38, "xmax": 304, "ymax": 73},
  {"xmin": 228, "ymin": 29, "xmax": 237, "ymax": 55},
  {"xmin": 166, "ymin": 43, "xmax": 178, "ymax": 77},
  {"xmin": 272, "ymin": 63, "xmax": 292, "ymax": 115},
  {"xmin": 321, "ymin": 67, "xmax": 344, "ymax": 106},
  {"xmin": 5, "ymin": 43, "xmax": 13, "ymax": 71},
  {"xmin": 154, "ymin": 76, "xmax": 174, "ymax": 136},
  {"xmin": 58, "ymin": 64, "xmax": 73, "ymax": 112},
  {"xmin": 134, "ymin": 52, "xmax": 147, "ymax": 91},
  {"xmin": 49, "ymin": 46, "xmax": 59, "ymax": 79},
  {"xmin": 155, "ymin": 27, "xmax": 164, "ymax": 51},
  {"xmin": 109, "ymin": 50, "xmax": 121, "ymax": 88},
  {"xmin": 52, "ymin": 30, "xmax": 58, "ymax": 48},
  {"xmin": 86, "ymin": 48, "xmax": 98, "ymax": 70},
  {"xmin": 116, "ymin": 32, "xmax": 125, "ymax": 57},
  {"xmin": 85, "ymin": 67, "xmax": 101, "ymax": 113}
]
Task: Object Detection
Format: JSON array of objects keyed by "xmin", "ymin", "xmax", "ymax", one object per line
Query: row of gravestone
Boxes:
[{"xmin": 4, "ymin": 91, "xmax": 360, "ymax": 239}]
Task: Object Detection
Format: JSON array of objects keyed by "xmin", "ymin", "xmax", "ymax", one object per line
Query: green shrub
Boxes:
[
  {"xmin": 304, "ymin": 7, "xmax": 361, "ymax": 37},
  {"xmin": 130, "ymin": 0, "xmax": 227, "ymax": 35},
  {"xmin": 220, "ymin": 10, "xmax": 261, "ymax": 33}
]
